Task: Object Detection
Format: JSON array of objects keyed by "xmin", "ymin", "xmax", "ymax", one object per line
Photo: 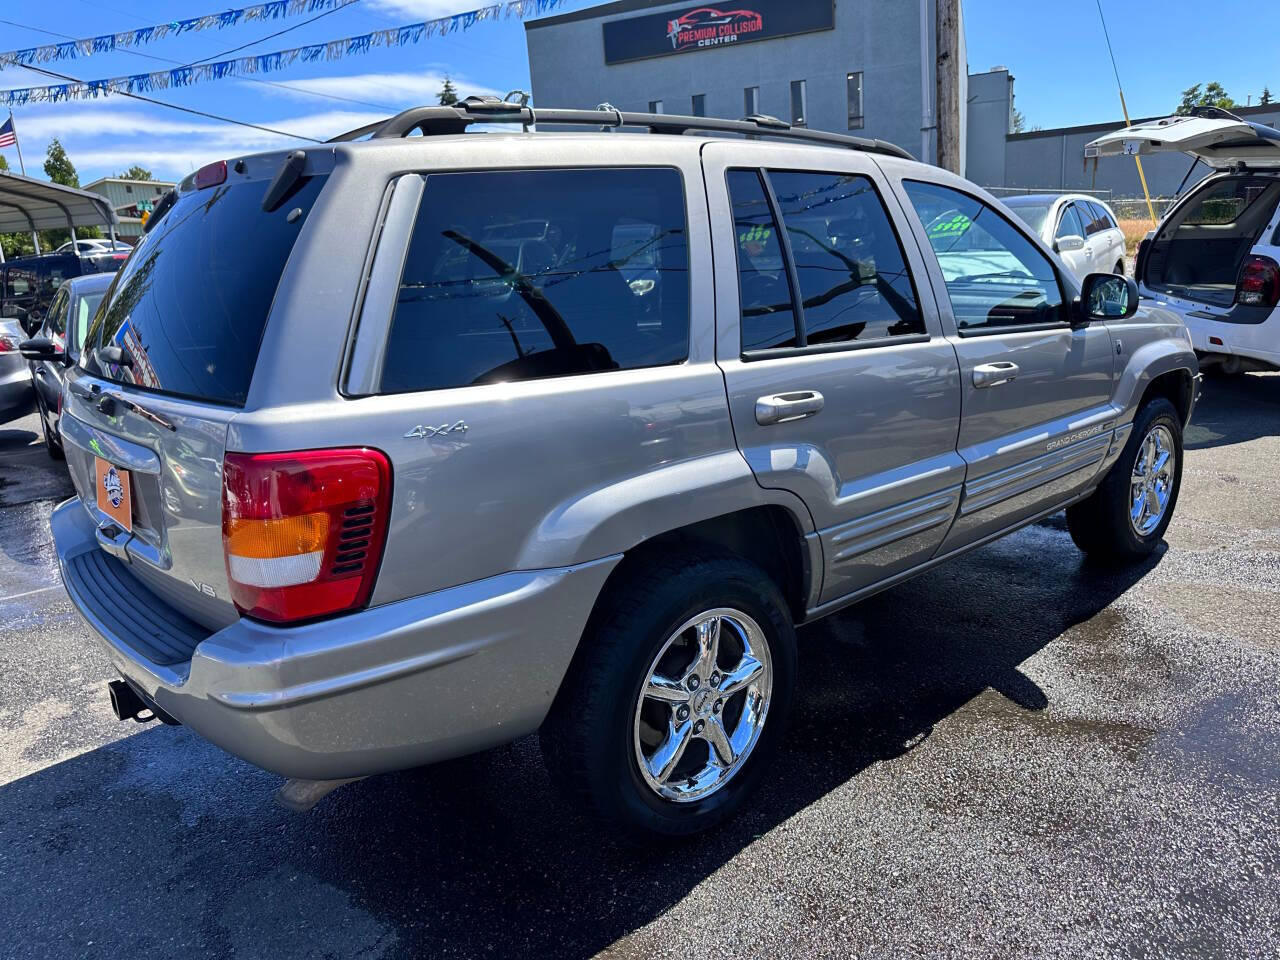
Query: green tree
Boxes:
[
  {"xmin": 0, "ymin": 154, "xmax": 8, "ymax": 171},
  {"xmin": 438, "ymin": 76, "xmax": 458, "ymax": 106},
  {"xmin": 1011, "ymin": 108, "xmax": 1026, "ymax": 134},
  {"xmin": 116, "ymin": 164, "xmax": 153, "ymax": 181},
  {"xmin": 1261, "ymin": 86, "xmax": 1274, "ymax": 106},
  {"xmin": 1175, "ymin": 81, "xmax": 1236, "ymax": 115},
  {"xmin": 38, "ymin": 139, "xmax": 102, "ymax": 248},
  {"xmin": 43, "ymin": 137, "xmax": 79, "ymax": 187}
]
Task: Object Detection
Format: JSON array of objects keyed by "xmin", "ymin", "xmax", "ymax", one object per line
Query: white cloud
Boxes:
[
  {"xmin": 365, "ymin": 0, "xmax": 477, "ymax": 19},
  {"xmin": 266, "ymin": 70, "xmax": 501, "ymax": 105}
]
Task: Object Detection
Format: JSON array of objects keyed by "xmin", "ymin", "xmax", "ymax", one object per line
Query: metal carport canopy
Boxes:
[{"xmin": 0, "ymin": 168, "xmax": 119, "ymax": 235}]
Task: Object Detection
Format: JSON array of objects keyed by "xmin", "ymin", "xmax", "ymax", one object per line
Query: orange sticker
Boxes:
[{"xmin": 94, "ymin": 457, "xmax": 133, "ymax": 533}]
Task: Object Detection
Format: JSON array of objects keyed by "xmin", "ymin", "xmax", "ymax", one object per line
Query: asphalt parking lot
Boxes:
[{"xmin": 2, "ymin": 376, "xmax": 1278, "ymax": 960}]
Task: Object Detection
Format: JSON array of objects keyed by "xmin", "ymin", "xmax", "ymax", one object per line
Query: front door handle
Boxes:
[
  {"xmin": 972, "ymin": 361, "xmax": 1019, "ymax": 388},
  {"xmin": 755, "ymin": 390, "xmax": 825, "ymax": 425}
]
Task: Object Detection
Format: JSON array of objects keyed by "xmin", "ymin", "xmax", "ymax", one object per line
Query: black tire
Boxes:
[
  {"xmin": 540, "ymin": 550, "xmax": 797, "ymax": 839},
  {"xmin": 1067, "ymin": 396, "xmax": 1182, "ymax": 562},
  {"xmin": 36, "ymin": 395, "xmax": 64, "ymax": 461},
  {"xmin": 1114, "ymin": 260, "xmax": 1126, "ymax": 276}
]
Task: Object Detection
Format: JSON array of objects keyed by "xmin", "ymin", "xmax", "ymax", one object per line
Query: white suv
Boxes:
[
  {"xmin": 1088, "ymin": 110, "xmax": 1280, "ymax": 374},
  {"xmin": 1002, "ymin": 193, "xmax": 1127, "ymax": 281}
]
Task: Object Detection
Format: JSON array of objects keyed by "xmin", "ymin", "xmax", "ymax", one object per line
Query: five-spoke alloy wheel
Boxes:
[
  {"xmin": 541, "ymin": 551, "xmax": 796, "ymax": 838},
  {"xmin": 1067, "ymin": 395, "xmax": 1183, "ymax": 562},
  {"xmin": 633, "ymin": 608, "xmax": 772, "ymax": 803},
  {"xmin": 1129, "ymin": 424, "xmax": 1175, "ymax": 537}
]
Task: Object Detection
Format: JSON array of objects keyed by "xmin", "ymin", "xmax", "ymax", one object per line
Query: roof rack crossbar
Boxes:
[{"xmin": 329, "ymin": 100, "xmax": 913, "ymax": 159}]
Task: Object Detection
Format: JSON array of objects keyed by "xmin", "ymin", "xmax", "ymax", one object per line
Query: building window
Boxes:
[
  {"xmin": 744, "ymin": 86, "xmax": 759, "ymax": 117},
  {"xmin": 125, "ymin": 184, "xmax": 133, "ymax": 194},
  {"xmin": 790, "ymin": 80, "xmax": 806, "ymax": 128},
  {"xmin": 648, "ymin": 100, "xmax": 663, "ymax": 114},
  {"xmin": 846, "ymin": 72, "xmax": 864, "ymax": 129},
  {"xmin": 691, "ymin": 94, "xmax": 706, "ymax": 117}
]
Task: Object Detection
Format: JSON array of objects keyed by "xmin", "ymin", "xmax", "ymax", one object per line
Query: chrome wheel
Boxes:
[
  {"xmin": 632, "ymin": 607, "xmax": 772, "ymax": 803},
  {"xmin": 1130, "ymin": 424, "xmax": 1176, "ymax": 536}
]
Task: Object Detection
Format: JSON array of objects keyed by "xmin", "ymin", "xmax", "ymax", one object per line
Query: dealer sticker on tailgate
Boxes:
[{"xmin": 94, "ymin": 456, "xmax": 133, "ymax": 532}]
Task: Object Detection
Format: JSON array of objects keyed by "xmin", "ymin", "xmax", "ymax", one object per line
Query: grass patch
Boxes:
[{"xmin": 1117, "ymin": 217, "xmax": 1154, "ymax": 255}]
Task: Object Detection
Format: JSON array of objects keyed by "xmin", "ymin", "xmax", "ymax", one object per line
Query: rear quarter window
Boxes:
[{"xmin": 377, "ymin": 167, "xmax": 690, "ymax": 394}]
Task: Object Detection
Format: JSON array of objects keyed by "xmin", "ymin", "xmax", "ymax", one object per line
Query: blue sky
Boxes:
[{"xmin": 0, "ymin": 0, "xmax": 1272, "ymax": 184}]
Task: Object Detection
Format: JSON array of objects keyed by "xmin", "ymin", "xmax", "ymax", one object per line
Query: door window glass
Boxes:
[
  {"xmin": 44, "ymin": 287, "xmax": 69, "ymax": 337},
  {"xmin": 379, "ymin": 167, "xmax": 690, "ymax": 394},
  {"xmin": 905, "ymin": 180, "xmax": 1065, "ymax": 332},
  {"xmin": 727, "ymin": 169, "xmax": 798, "ymax": 351},
  {"xmin": 769, "ymin": 170, "xmax": 923, "ymax": 343},
  {"xmin": 1088, "ymin": 201, "xmax": 1115, "ymax": 230},
  {"xmin": 1055, "ymin": 204, "xmax": 1085, "ymax": 242}
]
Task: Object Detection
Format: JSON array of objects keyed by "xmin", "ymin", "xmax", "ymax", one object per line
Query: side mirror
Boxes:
[
  {"xmin": 18, "ymin": 337, "xmax": 63, "ymax": 361},
  {"xmin": 1055, "ymin": 234, "xmax": 1085, "ymax": 253},
  {"xmin": 1079, "ymin": 273, "xmax": 1139, "ymax": 322}
]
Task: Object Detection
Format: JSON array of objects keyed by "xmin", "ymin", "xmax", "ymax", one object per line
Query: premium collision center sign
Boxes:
[{"xmin": 602, "ymin": 0, "xmax": 835, "ymax": 65}]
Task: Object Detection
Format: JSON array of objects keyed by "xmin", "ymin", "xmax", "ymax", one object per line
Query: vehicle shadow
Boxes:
[
  {"xmin": 1184, "ymin": 371, "xmax": 1280, "ymax": 451},
  {"xmin": 0, "ymin": 520, "xmax": 1161, "ymax": 958}
]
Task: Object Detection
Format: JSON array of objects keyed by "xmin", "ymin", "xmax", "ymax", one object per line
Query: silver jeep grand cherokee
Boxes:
[{"xmin": 47, "ymin": 100, "xmax": 1198, "ymax": 837}]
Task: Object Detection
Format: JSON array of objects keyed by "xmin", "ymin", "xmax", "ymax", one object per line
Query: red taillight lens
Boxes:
[
  {"xmin": 0, "ymin": 333, "xmax": 19, "ymax": 353},
  {"xmin": 1236, "ymin": 255, "xmax": 1280, "ymax": 308},
  {"xmin": 195, "ymin": 159, "xmax": 227, "ymax": 190},
  {"xmin": 221, "ymin": 448, "xmax": 392, "ymax": 624}
]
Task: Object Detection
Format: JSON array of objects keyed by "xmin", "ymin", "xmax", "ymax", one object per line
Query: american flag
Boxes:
[{"xmin": 0, "ymin": 116, "xmax": 15, "ymax": 149}]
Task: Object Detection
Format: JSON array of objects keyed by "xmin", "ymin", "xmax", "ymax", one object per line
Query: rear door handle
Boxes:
[
  {"xmin": 972, "ymin": 361, "xmax": 1019, "ymax": 388},
  {"xmin": 755, "ymin": 390, "xmax": 824, "ymax": 425}
]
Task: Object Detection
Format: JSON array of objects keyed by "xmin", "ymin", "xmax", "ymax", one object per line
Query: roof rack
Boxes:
[{"xmin": 328, "ymin": 95, "xmax": 914, "ymax": 160}]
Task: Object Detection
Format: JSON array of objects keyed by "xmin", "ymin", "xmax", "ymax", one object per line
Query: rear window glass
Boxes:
[
  {"xmin": 378, "ymin": 167, "xmax": 689, "ymax": 394},
  {"xmin": 1179, "ymin": 177, "xmax": 1275, "ymax": 226},
  {"xmin": 86, "ymin": 174, "xmax": 327, "ymax": 406},
  {"xmin": 768, "ymin": 170, "xmax": 923, "ymax": 344}
]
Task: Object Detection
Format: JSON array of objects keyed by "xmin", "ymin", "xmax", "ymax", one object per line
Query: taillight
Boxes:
[
  {"xmin": 0, "ymin": 333, "xmax": 19, "ymax": 353},
  {"xmin": 1236, "ymin": 255, "xmax": 1280, "ymax": 308},
  {"xmin": 221, "ymin": 448, "xmax": 392, "ymax": 624}
]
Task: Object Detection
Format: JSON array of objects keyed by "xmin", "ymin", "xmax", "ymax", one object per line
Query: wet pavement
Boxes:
[{"xmin": 1, "ymin": 378, "xmax": 1279, "ymax": 960}]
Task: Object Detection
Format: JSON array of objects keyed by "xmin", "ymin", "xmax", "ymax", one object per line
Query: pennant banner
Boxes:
[
  {"xmin": 0, "ymin": 0, "xmax": 362, "ymax": 71},
  {"xmin": 0, "ymin": 0, "xmax": 565, "ymax": 106}
]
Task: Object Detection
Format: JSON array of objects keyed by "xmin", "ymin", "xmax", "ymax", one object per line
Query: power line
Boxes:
[
  {"xmin": 0, "ymin": 7, "xmax": 395, "ymax": 111},
  {"xmin": 10, "ymin": 60, "xmax": 324, "ymax": 142}
]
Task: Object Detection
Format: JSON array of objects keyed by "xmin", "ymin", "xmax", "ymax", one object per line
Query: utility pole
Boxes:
[{"xmin": 935, "ymin": 0, "xmax": 961, "ymax": 173}]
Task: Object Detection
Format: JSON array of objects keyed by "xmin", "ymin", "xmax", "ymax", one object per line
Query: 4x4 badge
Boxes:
[{"xmin": 404, "ymin": 420, "xmax": 469, "ymax": 440}]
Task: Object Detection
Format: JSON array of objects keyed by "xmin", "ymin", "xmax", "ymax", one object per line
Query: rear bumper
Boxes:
[
  {"xmin": 52, "ymin": 498, "xmax": 619, "ymax": 779},
  {"xmin": 0, "ymin": 367, "xmax": 33, "ymax": 420}
]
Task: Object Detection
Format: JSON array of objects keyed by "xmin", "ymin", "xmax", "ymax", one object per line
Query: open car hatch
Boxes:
[{"xmin": 1085, "ymin": 110, "xmax": 1280, "ymax": 168}]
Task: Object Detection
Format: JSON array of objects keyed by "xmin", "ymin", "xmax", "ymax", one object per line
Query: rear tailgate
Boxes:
[
  {"xmin": 62, "ymin": 151, "xmax": 332, "ymax": 633},
  {"xmin": 1085, "ymin": 113, "xmax": 1280, "ymax": 168}
]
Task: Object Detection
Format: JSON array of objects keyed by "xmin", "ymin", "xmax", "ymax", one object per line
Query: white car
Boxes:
[
  {"xmin": 1086, "ymin": 109, "xmax": 1280, "ymax": 374},
  {"xmin": 1001, "ymin": 193, "xmax": 1128, "ymax": 281}
]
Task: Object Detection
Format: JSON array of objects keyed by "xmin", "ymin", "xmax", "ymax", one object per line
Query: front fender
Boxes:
[{"xmin": 1111, "ymin": 319, "xmax": 1198, "ymax": 426}]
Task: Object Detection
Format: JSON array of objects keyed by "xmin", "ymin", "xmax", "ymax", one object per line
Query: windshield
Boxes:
[
  {"xmin": 1001, "ymin": 199, "xmax": 1053, "ymax": 235},
  {"xmin": 84, "ymin": 173, "xmax": 327, "ymax": 406}
]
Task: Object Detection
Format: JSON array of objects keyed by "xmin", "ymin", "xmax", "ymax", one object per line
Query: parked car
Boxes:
[
  {"xmin": 1086, "ymin": 109, "xmax": 1280, "ymax": 374},
  {"xmin": 47, "ymin": 102, "xmax": 1198, "ymax": 837},
  {"xmin": 1002, "ymin": 193, "xmax": 1128, "ymax": 280},
  {"xmin": 1, "ymin": 253, "xmax": 85, "ymax": 335},
  {"xmin": 55, "ymin": 238, "xmax": 133, "ymax": 273},
  {"xmin": 21, "ymin": 272, "xmax": 115, "ymax": 457},
  {"xmin": 0, "ymin": 318, "xmax": 35, "ymax": 422}
]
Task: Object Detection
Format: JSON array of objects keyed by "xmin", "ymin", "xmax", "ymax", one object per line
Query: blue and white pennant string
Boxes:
[
  {"xmin": 0, "ymin": 0, "xmax": 360, "ymax": 70},
  {"xmin": 0, "ymin": 0, "xmax": 565, "ymax": 106}
]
